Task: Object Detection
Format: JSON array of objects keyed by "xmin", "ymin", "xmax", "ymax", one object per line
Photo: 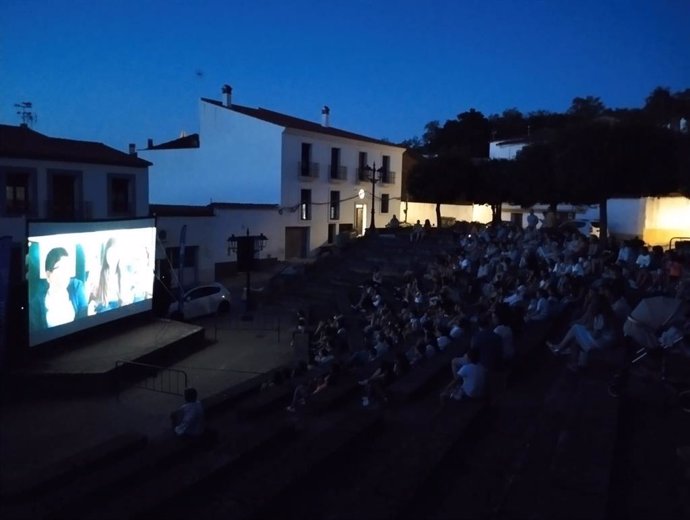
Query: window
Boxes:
[
  {"xmin": 5, "ymin": 172, "xmax": 29, "ymax": 214},
  {"xmin": 187, "ymin": 285, "xmax": 218, "ymax": 300},
  {"xmin": 381, "ymin": 155, "xmax": 391, "ymax": 183},
  {"xmin": 300, "ymin": 143, "xmax": 312, "ymax": 176},
  {"xmin": 300, "ymin": 189, "xmax": 311, "ymax": 220},
  {"xmin": 49, "ymin": 170, "xmax": 82, "ymax": 219},
  {"xmin": 109, "ymin": 175, "xmax": 135, "ymax": 216},
  {"xmin": 328, "ymin": 224, "xmax": 336, "ymax": 244},
  {"xmin": 358, "ymin": 151, "xmax": 368, "ymax": 181},
  {"xmin": 381, "ymin": 194, "xmax": 390, "ymax": 214},
  {"xmin": 330, "ymin": 147, "xmax": 341, "ymax": 178},
  {"xmin": 329, "ymin": 191, "xmax": 340, "ymax": 220}
]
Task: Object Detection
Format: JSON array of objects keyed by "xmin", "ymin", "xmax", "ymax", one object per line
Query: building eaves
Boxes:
[
  {"xmin": 492, "ymin": 137, "xmax": 531, "ymax": 146},
  {"xmin": 210, "ymin": 202, "xmax": 279, "ymax": 210},
  {"xmin": 145, "ymin": 134, "xmax": 200, "ymax": 150},
  {"xmin": 0, "ymin": 124, "xmax": 151, "ymax": 168},
  {"xmin": 150, "ymin": 204, "xmax": 215, "ymax": 217},
  {"xmin": 201, "ymin": 98, "xmax": 406, "ymax": 149}
]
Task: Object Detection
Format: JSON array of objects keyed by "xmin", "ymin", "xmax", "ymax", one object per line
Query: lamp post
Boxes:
[
  {"xmin": 363, "ymin": 162, "xmax": 385, "ymax": 234},
  {"xmin": 227, "ymin": 229, "xmax": 268, "ymax": 320}
]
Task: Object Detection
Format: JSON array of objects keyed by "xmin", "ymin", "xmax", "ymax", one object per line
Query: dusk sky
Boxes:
[{"xmin": 2, "ymin": 0, "xmax": 689, "ymax": 151}]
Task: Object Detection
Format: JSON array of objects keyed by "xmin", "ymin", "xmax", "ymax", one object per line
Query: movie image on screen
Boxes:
[{"xmin": 27, "ymin": 219, "xmax": 156, "ymax": 347}]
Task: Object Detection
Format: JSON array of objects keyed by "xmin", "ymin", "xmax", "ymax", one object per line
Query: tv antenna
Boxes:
[{"xmin": 15, "ymin": 101, "xmax": 38, "ymax": 127}]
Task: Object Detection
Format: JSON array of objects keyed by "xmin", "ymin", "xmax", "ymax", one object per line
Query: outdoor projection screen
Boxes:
[{"xmin": 27, "ymin": 218, "xmax": 156, "ymax": 347}]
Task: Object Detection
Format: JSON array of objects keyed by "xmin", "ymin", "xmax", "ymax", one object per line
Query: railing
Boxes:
[
  {"xmin": 356, "ymin": 169, "xmax": 397, "ymax": 184},
  {"xmin": 380, "ymin": 171, "xmax": 397, "ymax": 184},
  {"xmin": 329, "ymin": 165, "xmax": 347, "ymax": 181},
  {"xmin": 225, "ymin": 305, "xmax": 283, "ymax": 342},
  {"xmin": 298, "ymin": 161, "xmax": 319, "ymax": 179},
  {"xmin": 670, "ymin": 237, "xmax": 690, "ymax": 251},
  {"xmin": 43, "ymin": 199, "xmax": 94, "ymax": 220},
  {"xmin": 115, "ymin": 360, "xmax": 189, "ymax": 396}
]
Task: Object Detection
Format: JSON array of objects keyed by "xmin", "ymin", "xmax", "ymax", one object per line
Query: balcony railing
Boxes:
[
  {"xmin": 329, "ymin": 165, "xmax": 347, "ymax": 181},
  {"xmin": 356, "ymin": 169, "xmax": 397, "ymax": 184},
  {"xmin": 380, "ymin": 171, "xmax": 397, "ymax": 184},
  {"xmin": 298, "ymin": 161, "xmax": 319, "ymax": 179},
  {"xmin": 44, "ymin": 199, "xmax": 93, "ymax": 220}
]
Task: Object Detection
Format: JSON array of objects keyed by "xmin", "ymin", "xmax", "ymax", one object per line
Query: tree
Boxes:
[
  {"xmin": 567, "ymin": 96, "xmax": 606, "ymax": 120},
  {"xmin": 422, "ymin": 120, "xmax": 441, "ymax": 150},
  {"xmin": 489, "ymin": 108, "xmax": 527, "ymax": 140},
  {"xmin": 525, "ymin": 110, "xmax": 569, "ymax": 140},
  {"xmin": 644, "ymin": 86, "xmax": 675, "ymax": 126},
  {"xmin": 473, "ymin": 159, "xmax": 517, "ymax": 223},
  {"xmin": 644, "ymin": 86, "xmax": 690, "ymax": 129},
  {"xmin": 555, "ymin": 118, "xmax": 680, "ymax": 243},
  {"xmin": 407, "ymin": 153, "xmax": 476, "ymax": 227},
  {"xmin": 514, "ymin": 141, "xmax": 562, "ymax": 210},
  {"xmin": 399, "ymin": 136, "xmax": 423, "ymax": 150},
  {"xmin": 426, "ymin": 109, "xmax": 490, "ymax": 158}
]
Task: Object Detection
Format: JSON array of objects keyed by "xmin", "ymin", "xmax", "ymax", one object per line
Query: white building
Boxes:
[
  {"xmin": 489, "ymin": 138, "xmax": 530, "ymax": 160},
  {"xmin": 607, "ymin": 196, "xmax": 690, "ymax": 247},
  {"xmin": 0, "ymin": 123, "xmax": 150, "ymax": 265},
  {"xmin": 140, "ymin": 86, "xmax": 406, "ymax": 274}
]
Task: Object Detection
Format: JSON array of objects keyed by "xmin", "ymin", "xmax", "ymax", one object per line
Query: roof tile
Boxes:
[{"xmin": 0, "ymin": 124, "xmax": 151, "ymax": 168}]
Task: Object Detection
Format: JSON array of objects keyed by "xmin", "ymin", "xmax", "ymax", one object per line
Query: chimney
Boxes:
[
  {"xmin": 222, "ymin": 84, "xmax": 232, "ymax": 107},
  {"xmin": 128, "ymin": 143, "xmax": 137, "ymax": 155},
  {"xmin": 147, "ymin": 138, "xmax": 153, "ymax": 149},
  {"xmin": 321, "ymin": 105, "xmax": 330, "ymax": 127}
]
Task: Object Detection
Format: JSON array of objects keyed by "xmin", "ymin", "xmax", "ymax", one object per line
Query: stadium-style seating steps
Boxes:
[{"xmin": 0, "ymin": 228, "xmax": 622, "ymax": 520}]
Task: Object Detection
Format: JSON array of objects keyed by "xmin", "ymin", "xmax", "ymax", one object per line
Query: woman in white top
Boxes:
[{"xmin": 635, "ymin": 247, "xmax": 651, "ymax": 269}]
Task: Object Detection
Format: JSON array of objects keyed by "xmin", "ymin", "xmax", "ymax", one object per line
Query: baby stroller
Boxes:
[{"xmin": 618, "ymin": 295, "xmax": 690, "ymax": 410}]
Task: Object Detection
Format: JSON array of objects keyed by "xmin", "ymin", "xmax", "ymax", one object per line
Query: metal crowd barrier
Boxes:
[{"xmin": 115, "ymin": 360, "xmax": 189, "ymax": 396}]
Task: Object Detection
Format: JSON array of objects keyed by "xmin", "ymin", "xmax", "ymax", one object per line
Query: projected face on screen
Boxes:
[{"xmin": 27, "ymin": 219, "xmax": 156, "ymax": 347}]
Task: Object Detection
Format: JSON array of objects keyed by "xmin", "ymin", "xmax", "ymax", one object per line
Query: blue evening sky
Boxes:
[{"xmin": 2, "ymin": 0, "xmax": 689, "ymax": 151}]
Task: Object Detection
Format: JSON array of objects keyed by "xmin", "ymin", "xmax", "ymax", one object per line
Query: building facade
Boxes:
[
  {"xmin": 140, "ymin": 87, "xmax": 406, "ymax": 264},
  {"xmin": 0, "ymin": 124, "xmax": 150, "ymax": 257},
  {"xmin": 0, "ymin": 123, "xmax": 151, "ymax": 355}
]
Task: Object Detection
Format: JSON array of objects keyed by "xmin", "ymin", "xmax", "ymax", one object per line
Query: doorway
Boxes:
[
  {"xmin": 285, "ymin": 227, "xmax": 310, "ymax": 259},
  {"xmin": 354, "ymin": 203, "xmax": 365, "ymax": 236}
]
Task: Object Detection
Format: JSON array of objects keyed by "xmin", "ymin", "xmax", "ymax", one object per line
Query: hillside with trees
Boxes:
[{"xmin": 405, "ymin": 86, "xmax": 690, "ymax": 239}]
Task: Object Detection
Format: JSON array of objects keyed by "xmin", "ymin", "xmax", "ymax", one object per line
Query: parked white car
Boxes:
[{"xmin": 168, "ymin": 282, "xmax": 231, "ymax": 320}]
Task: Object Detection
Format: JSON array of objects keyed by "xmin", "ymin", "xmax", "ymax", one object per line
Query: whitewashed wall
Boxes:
[
  {"xmin": 156, "ymin": 207, "xmax": 285, "ymax": 285},
  {"xmin": 142, "ymin": 99, "xmax": 404, "ymax": 254},
  {"xmin": 0, "ymin": 157, "xmax": 148, "ymax": 242},
  {"xmin": 405, "ymin": 202, "xmax": 489, "ymax": 226},
  {"xmin": 641, "ymin": 196, "xmax": 690, "ymax": 246},
  {"xmin": 141, "ymin": 101, "xmax": 284, "ymax": 205},
  {"xmin": 607, "ymin": 198, "xmax": 646, "ymax": 239},
  {"xmin": 281, "ymin": 128, "xmax": 403, "ymax": 248},
  {"xmin": 489, "ymin": 140, "xmax": 528, "ymax": 160}
]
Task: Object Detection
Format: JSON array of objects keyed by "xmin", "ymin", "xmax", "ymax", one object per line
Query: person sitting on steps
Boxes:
[{"xmin": 171, "ymin": 387, "xmax": 205, "ymax": 439}]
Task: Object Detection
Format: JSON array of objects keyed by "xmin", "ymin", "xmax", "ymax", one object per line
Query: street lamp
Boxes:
[
  {"xmin": 363, "ymin": 162, "xmax": 385, "ymax": 234},
  {"xmin": 227, "ymin": 229, "xmax": 268, "ymax": 319}
]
